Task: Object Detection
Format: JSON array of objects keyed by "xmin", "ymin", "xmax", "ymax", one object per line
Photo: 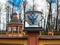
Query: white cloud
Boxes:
[{"xmin": 0, "ymin": 0, "xmax": 7, "ymax": 3}]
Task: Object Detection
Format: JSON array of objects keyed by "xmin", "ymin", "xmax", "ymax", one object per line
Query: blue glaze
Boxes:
[{"xmin": 28, "ymin": 14, "xmax": 38, "ymax": 24}]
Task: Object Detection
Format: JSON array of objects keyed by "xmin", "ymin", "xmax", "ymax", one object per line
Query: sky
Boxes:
[{"xmin": 0, "ymin": 0, "xmax": 7, "ymax": 3}]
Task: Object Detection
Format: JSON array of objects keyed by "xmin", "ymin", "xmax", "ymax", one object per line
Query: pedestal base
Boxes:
[{"xmin": 28, "ymin": 32, "xmax": 39, "ymax": 45}]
